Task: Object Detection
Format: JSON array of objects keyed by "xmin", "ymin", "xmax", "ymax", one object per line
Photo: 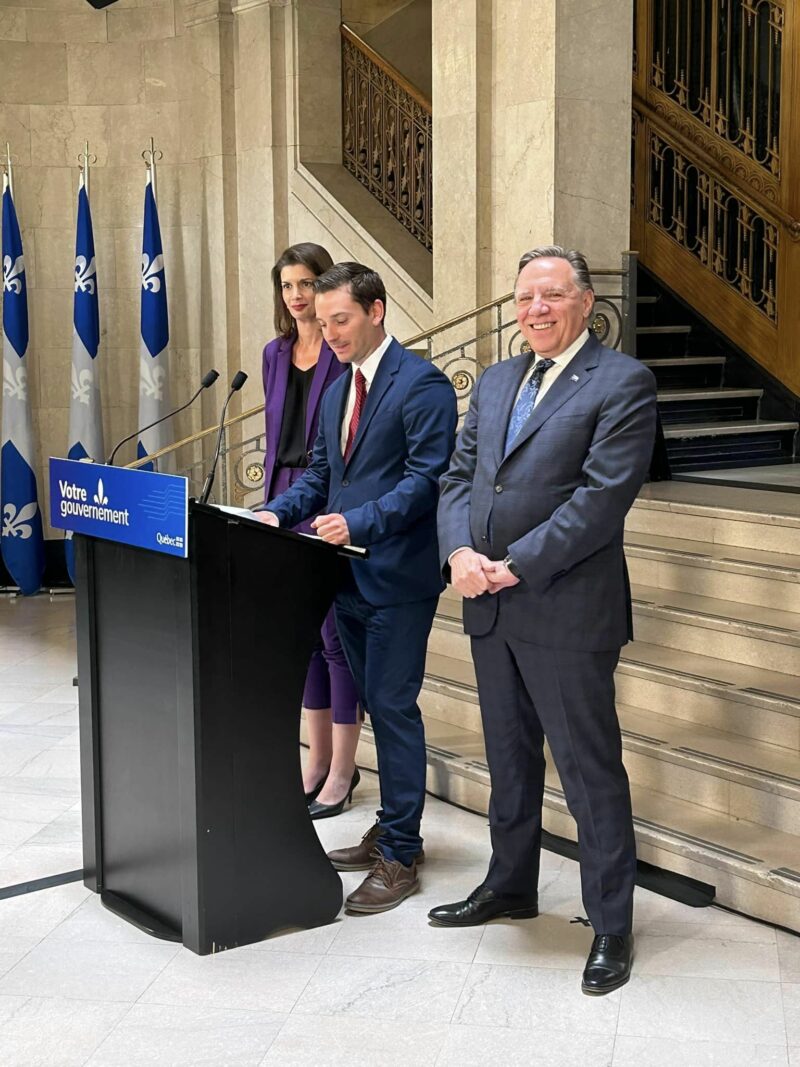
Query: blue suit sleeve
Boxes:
[
  {"xmin": 508, "ymin": 364, "xmax": 657, "ymax": 591},
  {"xmin": 266, "ymin": 400, "xmax": 331, "ymax": 526},
  {"xmin": 436, "ymin": 371, "xmax": 483, "ymax": 567},
  {"xmin": 343, "ymin": 369, "xmax": 457, "ymax": 546}
]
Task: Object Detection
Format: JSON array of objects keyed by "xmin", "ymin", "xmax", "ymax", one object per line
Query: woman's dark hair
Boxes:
[
  {"xmin": 271, "ymin": 242, "xmax": 334, "ymax": 338},
  {"xmin": 315, "ymin": 262, "xmax": 388, "ymax": 324}
]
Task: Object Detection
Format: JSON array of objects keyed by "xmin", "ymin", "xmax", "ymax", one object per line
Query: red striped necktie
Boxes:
[{"xmin": 344, "ymin": 368, "xmax": 367, "ymax": 461}]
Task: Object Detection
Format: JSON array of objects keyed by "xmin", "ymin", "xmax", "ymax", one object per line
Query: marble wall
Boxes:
[
  {"xmin": 0, "ymin": 0, "xmax": 634, "ymax": 540},
  {"xmin": 432, "ymin": 0, "xmax": 633, "ymax": 314}
]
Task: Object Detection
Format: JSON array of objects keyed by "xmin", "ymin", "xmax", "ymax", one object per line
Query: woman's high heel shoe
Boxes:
[
  {"xmin": 304, "ymin": 769, "xmax": 330, "ymax": 805},
  {"xmin": 308, "ymin": 767, "xmax": 361, "ymax": 820}
]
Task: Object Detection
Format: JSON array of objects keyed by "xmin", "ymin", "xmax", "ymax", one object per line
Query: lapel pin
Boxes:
[{"xmin": 570, "ymin": 374, "xmax": 580, "ymax": 382}]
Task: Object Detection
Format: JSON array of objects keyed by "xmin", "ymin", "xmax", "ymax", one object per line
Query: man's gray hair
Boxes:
[{"xmin": 516, "ymin": 246, "xmax": 593, "ymax": 293}]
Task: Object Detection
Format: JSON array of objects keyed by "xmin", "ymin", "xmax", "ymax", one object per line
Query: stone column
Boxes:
[{"xmin": 434, "ymin": 0, "xmax": 633, "ymax": 318}]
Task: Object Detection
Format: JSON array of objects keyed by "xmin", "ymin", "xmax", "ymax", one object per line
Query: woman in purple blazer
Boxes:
[{"xmin": 263, "ymin": 242, "xmax": 361, "ymax": 818}]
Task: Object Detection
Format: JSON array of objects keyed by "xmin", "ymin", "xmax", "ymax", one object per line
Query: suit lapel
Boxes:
[
  {"xmin": 328, "ymin": 371, "xmax": 350, "ymax": 476},
  {"xmin": 502, "ymin": 335, "xmax": 602, "ymax": 460},
  {"xmin": 343, "ymin": 339, "xmax": 400, "ymax": 469},
  {"xmin": 305, "ymin": 340, "xmax": 335, "ymax": 450}
]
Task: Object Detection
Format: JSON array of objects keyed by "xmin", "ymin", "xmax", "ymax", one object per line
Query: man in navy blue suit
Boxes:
[
  {"xmin": 259, "ymin": 262, "xmax": 457, "ymax": 913},
  {"xmin": 430, "ymin": 247, "xmax": 657, "ymax": 994}
]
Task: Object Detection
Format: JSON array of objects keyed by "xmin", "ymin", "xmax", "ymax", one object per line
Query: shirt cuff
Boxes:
[{"xmin": 447, "ymin": 546, "xmax": 472, "ymax": 566}]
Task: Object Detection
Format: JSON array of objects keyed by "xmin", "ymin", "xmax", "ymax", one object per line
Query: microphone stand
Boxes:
[
  {"xmin": 106, "ymin": 369, "xmax": 220, "ymax": 466},
  {"xmin": 199, "ymin": 371, "xmax": 248, "ymax": 505}
]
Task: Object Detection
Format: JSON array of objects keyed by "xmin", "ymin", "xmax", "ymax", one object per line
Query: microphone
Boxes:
[
  {"xmin": 106, "ymin": 369, "xmax": 220, "ymax": 466},
  {"xmin": 199, "ymin": 371, "xmax": 248, "ymax": 505}
]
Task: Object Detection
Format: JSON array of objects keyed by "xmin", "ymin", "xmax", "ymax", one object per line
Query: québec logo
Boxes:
[{"xmin": 93, "ymin": 479, "xmax": 108, "ymax": 506}]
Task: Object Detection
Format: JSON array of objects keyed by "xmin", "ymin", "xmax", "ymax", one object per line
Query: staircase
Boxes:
[
  {"xmin": 636, "ymin": 276, "xmax": 799, "ymax": 474},
  {"xmin": 329, "ymin": 481, "xmax": 800, "ymax": 932}
]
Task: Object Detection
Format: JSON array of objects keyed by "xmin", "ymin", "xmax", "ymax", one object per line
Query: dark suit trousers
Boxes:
[
  {"xmin": 471, "ymin": 610, "xmax": 636, "ymax": 936},
  {"xmin": 334, "ymin": 586, "xmax": 438, "ymax": 866}
]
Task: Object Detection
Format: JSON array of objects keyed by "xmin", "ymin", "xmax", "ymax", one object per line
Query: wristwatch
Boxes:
[{"xmin": 503, "ymin": 555, "xmax": 521, "ymax": 579}]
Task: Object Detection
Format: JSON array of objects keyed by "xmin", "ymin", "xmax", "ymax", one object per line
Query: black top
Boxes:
[{"xmin": 276, "ymin": 362, "xmax": 315, "ymax": 469}]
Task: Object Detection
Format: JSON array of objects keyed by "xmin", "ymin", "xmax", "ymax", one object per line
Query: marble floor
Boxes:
[{"xmin": 0, "ymin": 595, "xmax": 798, "ymax": 1066}]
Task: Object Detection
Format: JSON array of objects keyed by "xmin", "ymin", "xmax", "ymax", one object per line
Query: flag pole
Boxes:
[
  {"xmin": 143, "ymin": 136, "xmax": 162, "ymax": 205},
  {"xmin": 6, "ymin": 142, "xmax": 13, "ymax": 198}
]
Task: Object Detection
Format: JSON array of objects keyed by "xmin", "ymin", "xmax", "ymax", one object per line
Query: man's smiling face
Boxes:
[{"xmin": 514, "ymin": 256, "xmax": 594, "ymax": 357}]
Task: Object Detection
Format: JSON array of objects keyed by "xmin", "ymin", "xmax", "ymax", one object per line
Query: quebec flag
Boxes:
[
  {"xmin": 1, "ymin": 173, "xmax": 45, "ymax": 595},
  {"xmin": 137, "ymin": 169, "xmax": 171, "ymax": 470},
  {"xmin": 65, "ymin": 171, "xmax": 103, "ymax": 583}
]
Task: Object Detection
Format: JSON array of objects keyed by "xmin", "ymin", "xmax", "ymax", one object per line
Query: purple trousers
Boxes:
[{"xmin": 270, "ymin": 466, "xmax": 361, "ymax": 724}]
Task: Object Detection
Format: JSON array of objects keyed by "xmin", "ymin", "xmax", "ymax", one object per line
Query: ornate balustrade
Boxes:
[
  {"xmin": 340, "ymin": 24, "xmax": 432, "ymax": 250},
  {"xmin": 632, "ymin": 0, "xmax": 800, "ymax": 395}
]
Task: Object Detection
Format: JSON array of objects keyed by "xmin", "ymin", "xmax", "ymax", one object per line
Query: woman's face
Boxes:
[{"xmin": 280, "ymin": 264, "xmax": 318, "ymax": 325}]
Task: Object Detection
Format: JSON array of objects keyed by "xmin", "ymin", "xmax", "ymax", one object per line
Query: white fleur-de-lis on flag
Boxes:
[
  {"xmin": 139, "ymin": 356, "xmax": 165, "ymax": 401},
  {"xmin": 70, "ymin": 366, "xmax": 93, "ymax": 405},
  {"xmin": 141, "ymin": 253, "xmax": 164, "ymax": 293},
  {"xmin": 74, "ymin": 254, "xmax": 97, "ymax": 295},
  {"xmin": 1, "ymin": 501, "xmax": 37, "ymax": 540},
  {"xmin": 3, "ymin": 254, "xmax": 24, "ymax": 294},
  {"xmin": 93, "ymin": 479, "xmax": 107, "ymax": 506},
  {"xmin": 2, "ymin": 361, "xmax": 26, "ymax": 400}
]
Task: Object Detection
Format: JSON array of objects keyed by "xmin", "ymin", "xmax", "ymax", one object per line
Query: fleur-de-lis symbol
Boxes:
[
  {"xmin": 3, "ymin": 254, "xmax": 24, "ymax": 294},
  {"xmin": 1, "ymin": 501, "xmax": 37, "ymax": 540},
  {"xmin": 141, "ymin": 253, "xmax": 164, "ymax": 293},
  {"xmin": 2, "ymin": 361, "xmax": 26, "ymax": 400},
  {"xmin": 75, "ymin": 255, "xmax": 96, "ymax": 295},
  {"xmin": 71, "ymin": 366, "xmax": 93, "ymax": 405},
  {"xmin": 93, "ymin": 479, "xmax": 107, "ymax": 506},
  {"xmin": 139, "ymin": 357, "xmax": 165, "ymax": 401}
]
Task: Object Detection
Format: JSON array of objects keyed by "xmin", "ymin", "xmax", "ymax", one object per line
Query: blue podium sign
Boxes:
[{"xmin": 49, "ymin": 458, "xmax": 189, "ymax": 558}]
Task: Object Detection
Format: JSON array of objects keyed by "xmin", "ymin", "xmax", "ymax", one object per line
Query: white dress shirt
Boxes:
[
  {"xmin": 513, "ymin": 328, "xmax": 590, "ymax": 409},
  {"xmin": 340, "ymin": 333, "xmax": 394, "ymax": 453}
]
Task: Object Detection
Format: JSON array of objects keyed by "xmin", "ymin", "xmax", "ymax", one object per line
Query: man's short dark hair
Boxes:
[{"xmin": 315, "ymin": 262, "xmax": 388, "ymax": 323}]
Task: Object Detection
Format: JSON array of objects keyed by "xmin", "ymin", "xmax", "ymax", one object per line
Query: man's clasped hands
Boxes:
[{"xmin": 449, "ymin": 548, "xmax": 520, "ymax": 599}]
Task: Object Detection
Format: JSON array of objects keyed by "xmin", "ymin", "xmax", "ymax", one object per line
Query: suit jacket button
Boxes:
[
  {"xmin": 494, "ymin": 484, "xmax": 503, "ymax": 493},
  {"xmin": 342, "ymin": 479, "xmax": 349, "ymax": 487},
  {"xmin": 481, "ymin": 535, "xmax": 488, "ymax": 542}
]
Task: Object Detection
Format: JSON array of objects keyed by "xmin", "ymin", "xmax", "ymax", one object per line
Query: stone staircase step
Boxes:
[
  {"xmin": 630, "ymin": 583, "xmax": 800, "ymax": 675},
  {"xmin": 657, "ymin": 388, "xmax": 763, "ymax": 402},
  {"xmin": 421, "ymin": 659, "xmax": 800, "ymax": 833},
  {"xmin": 642, "ymin": 357, "xmax": 725, "ymax": 366},
  {"xmin": 625, "ymin": 530, "xmax": 800, "ymax": 612},
  {"xmin": 332, "ymin": 715, "xmax": 800, "ymax": 932},
  {"xmin": 616, "ymin": 704, "xmax": 800, "ymax": 834},
  {"xmin": 615, "ymin": 641, "xmax": 800, "ymax": 749},
  {"xmin": 430, "ymin": 585, "xmax": 800, "ymax": 676},
  {"xmin": 629, "ymin": 481, "xmax": 800, "ymax": 556},
  {"xmin": 426, "ymin": 635, "xmax": 800, "ymax": 751},
  {"xmin": 663, "ymin": 420, "xmax": 798, "ymax": 439}
]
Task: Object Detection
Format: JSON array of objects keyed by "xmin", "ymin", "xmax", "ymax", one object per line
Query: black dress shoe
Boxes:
[
  {"xmin": 428, "ymin": 885, "xmax": 538, "ymax": 927},
  {"xmin": 308, "ymin": 768, "xmax": 361, "ymax": 820},
  {"xmin": 581, "ymin": 933, "xmax": 633, "ymax": 995},
  {"xmin": 304, "ymin": 769, "xmax": 329, "ymax": 805}
]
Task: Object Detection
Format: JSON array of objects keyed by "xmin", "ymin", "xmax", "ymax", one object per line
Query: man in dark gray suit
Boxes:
[{"xmin": 429, "ymin": 246, "xmax": 657, "ymax": 995}]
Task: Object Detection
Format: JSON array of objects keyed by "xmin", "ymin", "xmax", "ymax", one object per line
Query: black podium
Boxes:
[{"xmin": 74, "ymin": 501, "xmax": 350, "ymax": 954}]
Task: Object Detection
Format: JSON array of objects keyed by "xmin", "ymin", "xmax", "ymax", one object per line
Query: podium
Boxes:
[{"xmin": 73, "ymin": 500, "xmax": 348, "ymax": 954}]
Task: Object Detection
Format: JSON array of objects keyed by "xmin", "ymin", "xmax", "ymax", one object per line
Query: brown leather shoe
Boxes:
[
  {"xmin": 327, "ymin": 822, "xmax": 426, "ymax": 872},
  {"xmin": 345, "ymin": 854, "xmax": 420, "ymax": 913}
]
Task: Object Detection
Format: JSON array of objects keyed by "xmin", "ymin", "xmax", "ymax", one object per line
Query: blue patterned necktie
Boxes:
[{"xmin": 504, "ymin": 358, "xmax": 556, "ymax": 455}]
